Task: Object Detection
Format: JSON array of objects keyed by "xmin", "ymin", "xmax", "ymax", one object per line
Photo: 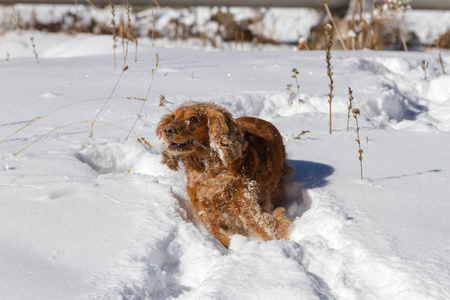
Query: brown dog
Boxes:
[{"xmin": 156, "ymin": 102, "xmax": 291, "ymax": 247}]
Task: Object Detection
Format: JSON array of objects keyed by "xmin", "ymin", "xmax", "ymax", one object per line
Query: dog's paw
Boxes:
[{"xmin": 273, "ymin": 207, "xmax": 291, "ymax": 240}]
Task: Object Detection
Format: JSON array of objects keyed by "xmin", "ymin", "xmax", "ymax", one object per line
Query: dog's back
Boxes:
[{"xmin": 237, "ymin": 117, "xmax": 290, "ymax": 211}]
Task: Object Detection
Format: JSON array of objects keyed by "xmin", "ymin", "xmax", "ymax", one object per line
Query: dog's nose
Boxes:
[{"xmin": 164, "ymin": 125, "xmax": 177, "ymax": 138}]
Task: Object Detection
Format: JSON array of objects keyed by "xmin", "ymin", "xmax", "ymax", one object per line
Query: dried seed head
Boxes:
[{"xmin": 159, "ymin": 94, "xmax": 165, "ymax": 106}]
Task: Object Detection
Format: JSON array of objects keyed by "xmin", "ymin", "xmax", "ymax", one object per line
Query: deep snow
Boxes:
[{"xmin": 1, "ymin": 9, "xmax": 450, "ymax": 300}]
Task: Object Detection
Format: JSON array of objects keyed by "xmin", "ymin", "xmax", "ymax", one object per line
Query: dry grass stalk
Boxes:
[
  {"xmin": 421, "ymin": 60, "xmax": 428, "ymax": 80},
  {"xmin": 137, "ymin": 136, "xmax": 152, "ymax": 149},
  {"xmin": 233, "ymin": 29, "xmax": 244, "ymax": 49},
  {"xmin": 127, "ymin": 100, "xmax": 147, "ymax": 141},
  {"xmin": 119, "ymin": 17, "xmax": 125, "ymax": 53},
  {"xmin": 151, "ymin": 4, "xmax": 155, "ymax": 46},
  {"xmin": 121, "ymin": 0, "xmax": 132, "ymax": 72},
  {"xmin": 347, "ymin": 31, "xmax": 356, "ymax": 51},
  {"xmin": 296, "ymin": 38, "xmax": 311, "ymax": 50},
  {"xmin": 439, "ymin": 52, "xmax": 446, "ymax": 75},
  {"xmin": 291, "ymin": 68, "xmax": 303, "ymax": 103},
  {"xmin": 322, "ymin": 0, "xmax": 348, "ymax": 51},
  {"xmin": 84, "ymin": 0, "xmax": 101, "ymax": 11},
  {"xmin": 0, "ymin": 95, "xmax": 156, "ymax": 154},
  {"xmin": 8, "ymin": 0, "xmax": 17, "ymax": 25},
  {"xmin": 294, "ymin": 130, "xmax": 310, "ymax": 140},
  {"xmin": 350, "ymin": 0, "xmax": 358, "ymax": 28},
  {"xmin": 0, "ymin": 97, "xmax": 127, "ymax": 145},
  {"xmin": 286, "ymin": 84, "xmax": 294, "ymax": 105},
  {"xmin": 126, "ymin": 53, "xmax": 167, "ymax": 140},
  {"xmin": 110, "ymin": 0, "xmax": 117, "ymax": 69},
  {"xmin": 352, "ymin": 108, "xmax": 364, "ymax": 180},
  {"xmin": 30, "ymin": 37, "xmax": 39, "ymax": 65},
  {"xmin": 436, "ymin": 30, "xmax": 450, "ymax": 49},
  {"xmin": 126, "ymin": 96, "xmax": 146, "ymax": 101},
  {"xmin": 425, "ymin": 38, "xmax": 447, "ymax": 75},
  {"xmin": 134, "ymin": 34, "xmax": 139, "ymax": 62},
  {"xmin": 85, "ymin": 67, "xmax": 129, "ymax": 144},
  {"xmin": 433, "ymin": 40, "xmax": 447, "ymax": 75},
  {"xmin": 159, "ymin": 94, "xmax": 165, "ymax": 106},
  {"xmin": 347, "ymin": 87, "xmax": 354, "ymax": 132},
  {"xmin": 325, "ymin": 24, "xmax": 334, "ymax": 134},
  {"xmin": 14, "ymin": 121, "xmax": 140, "ymax": 156},
  {"xmin": 399, "ymin": 28, "xmax": 408, "ymax": 51}
]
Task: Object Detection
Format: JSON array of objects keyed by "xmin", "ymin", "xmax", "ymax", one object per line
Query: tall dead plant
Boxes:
[
  {"xmin": 110, "ymin": 0, "xmax": 117, "ymax": 69},
  {"xmin": 352, "ymin": 108, "xmax": 364, "ymax": 180},
  {"xmin": 291, "ymin": 68, "xmax": 303, "ymax": 104},
  {"xmin": 30, "ymin": 37, "xmax": 39, "ymax": 65},
  {"xmin": 325, "ymin": 24, "xmax": 334, "ymax": 134},
  {"xmin": 347, "ymin": 87, "xmax": 354, "ymax": 132}
]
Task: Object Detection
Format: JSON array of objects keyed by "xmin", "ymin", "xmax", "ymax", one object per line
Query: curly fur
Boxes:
[{"xmin": 156, "ymin": 102, "xmax": 292, "ymax": 247}]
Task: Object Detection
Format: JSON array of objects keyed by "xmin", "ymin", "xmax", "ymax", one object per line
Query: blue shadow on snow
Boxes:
[{"xmin": 288, "ymin": 160, "xmax": 334, "ymax": 188}]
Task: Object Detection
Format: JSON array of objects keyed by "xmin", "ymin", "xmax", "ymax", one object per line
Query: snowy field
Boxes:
[{"xmin": 1, "ymin": 6, "xmax": 450, "ymax": 300}]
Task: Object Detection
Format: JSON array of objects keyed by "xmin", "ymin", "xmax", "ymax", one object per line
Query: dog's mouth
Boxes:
[{"xmin": 167, "ymin": 140, "xmax": 194, "ymax": 151}]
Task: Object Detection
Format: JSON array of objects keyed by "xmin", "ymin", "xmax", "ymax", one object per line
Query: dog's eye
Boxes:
[
  {"xmin": 171, "ymin": 115, "xmax": 175, "ymax": 121},
  {"xmin": 189, "ymin": 116, "xmax": 199, "ymax": 124}
]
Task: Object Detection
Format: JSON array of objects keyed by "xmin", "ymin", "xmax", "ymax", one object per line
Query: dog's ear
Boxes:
[{"xmin": 206, "ymin": 106, "xmax": 248, "ymax": 166}]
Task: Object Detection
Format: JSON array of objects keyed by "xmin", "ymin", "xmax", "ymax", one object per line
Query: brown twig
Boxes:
[
  {"xmin": 347, "ymin": 87, "xmax": 354, "ymax": 132},
  {"xmin": 434, "ymin": 40, "xmax": 447, "ymax": 75},
  {"xmin": 291, "ymin": 68, "xmax": 303, "ymax": 104},
  {"xmin": 159, "ymin": 94, "xmax": 165, "ymax": 106},
  {"xmin": 294, "ymin": 130, "xmax": 310, "ymax": 140},
  {"xmin": 322, "ymin": 0, "xmax": 348, "ymax": 51},
  {"xmin": 352, "ymin": 108, "xmax": 364, "ymax": 180},
  {"xmin": 30, "ymin": 37, "xmax": 39, "ymax": 65},
  {"xmin": 421, "ymin": 60, "xmax": 428, "ymax": 80},
  {"xmin": 399, "ymin": 28, "xmax": 408, "ymax": 52}
]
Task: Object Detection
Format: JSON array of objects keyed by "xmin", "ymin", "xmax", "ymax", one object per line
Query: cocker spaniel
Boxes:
[{"xmin": 156, "ymin": 102, "xmax": 291, "ymax": 248}]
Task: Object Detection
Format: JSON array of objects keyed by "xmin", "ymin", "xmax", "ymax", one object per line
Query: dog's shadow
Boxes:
[{"xmin": 281, "ymin": 160, "xmax": 334, "ymax": 219}]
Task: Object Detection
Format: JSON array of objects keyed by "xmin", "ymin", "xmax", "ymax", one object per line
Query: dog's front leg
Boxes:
[
  {"xmin": 205, "ymin": 221, "xmax": 231, "ymax": 248},
  {"xmin": 230, "ymin": 193, "xmax": 290, "ymax": 242},
  {"xmin": 189, "ymin": 191, "xmax": 232, "ymax": 248}
]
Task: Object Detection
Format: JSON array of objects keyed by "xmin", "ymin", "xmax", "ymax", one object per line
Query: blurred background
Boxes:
[{"xmin": 1, "ymin": 0, "xmax": 449, "ymax": 51}]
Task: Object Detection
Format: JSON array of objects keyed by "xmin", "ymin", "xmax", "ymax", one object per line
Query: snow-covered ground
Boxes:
[{"xmin": 1, "ymin": 6, "xmax": 450, "ymax": 300}]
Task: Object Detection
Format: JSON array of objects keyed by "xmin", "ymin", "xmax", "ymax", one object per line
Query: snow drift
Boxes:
[{"xmin": 1, "ymin": 26, "xmax": 450, "ymax": 300}]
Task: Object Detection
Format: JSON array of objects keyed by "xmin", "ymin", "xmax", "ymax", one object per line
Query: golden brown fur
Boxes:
[{"xmin": 156, "ymin": 102, "xmax": 291, "ymax": 247}]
